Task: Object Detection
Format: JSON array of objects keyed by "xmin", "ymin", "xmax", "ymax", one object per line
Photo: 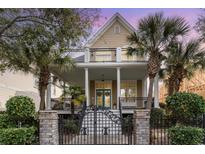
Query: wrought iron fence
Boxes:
[
  {"xmin": 150, "ymin": 114, "xmax": 205, "ymax": 145},
  {"xmin": 58, "ymin": 106, "xmax": 133, "ymax": 145}
]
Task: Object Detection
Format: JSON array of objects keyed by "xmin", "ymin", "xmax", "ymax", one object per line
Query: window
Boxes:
[
  {"xmin": 114, "ymin": 25, "xmax": 120, "ymax": 34},
  {"xmin": 120, "ymin": 80, "xmax": 137, "ymax": 97}
]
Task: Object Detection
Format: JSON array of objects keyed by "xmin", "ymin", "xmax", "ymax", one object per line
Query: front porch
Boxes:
[{"xmin": 49, "ymin": 65, "xmax": 160, "ymax": 113}]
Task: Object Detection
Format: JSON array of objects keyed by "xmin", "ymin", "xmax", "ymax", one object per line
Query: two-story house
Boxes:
[{"xmin": 50, "ymin": 13, "xmax": 160, "ymax": 113}]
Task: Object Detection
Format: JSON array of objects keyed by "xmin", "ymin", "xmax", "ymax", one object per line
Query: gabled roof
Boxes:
[{"xmin": 85, "ymin": 12, "xmax": 136, "ymax": 47}]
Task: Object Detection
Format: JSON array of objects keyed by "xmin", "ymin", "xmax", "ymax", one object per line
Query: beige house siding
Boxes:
[
  {"xmin": 0, "ymin": 71, "xmax": 38, "ymax": 111},
  {"xmin": 0, "ymin": 71, "xmax": 62, "ymax": 111},
  {"xmin": 91, "ymin": 20, "xmax": 131, "ymax": 48},
  {"xmin": 0, "ymin": 88, "xmax": 16, "ymax": 111}
]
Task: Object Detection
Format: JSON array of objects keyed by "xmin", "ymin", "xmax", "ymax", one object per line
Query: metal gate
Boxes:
[{"xmin": 59, "ymin": 106, "xmax": 133, "ymax": 145}]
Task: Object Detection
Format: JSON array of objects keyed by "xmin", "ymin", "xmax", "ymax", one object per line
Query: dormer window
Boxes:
[{"xmin": 114, "ymin": 25, "xmax": 120, "ymax": 34}]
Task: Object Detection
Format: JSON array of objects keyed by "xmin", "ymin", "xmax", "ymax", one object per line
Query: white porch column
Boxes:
[
  {"xmin": 117, "ymin": 67, "xmax": 121, "ymax": 109},
  {"xmin": 85, "ymin": 68, "xmax": 89, "ymax": 106},
  {"xmin": 46, "ymin": 76, "xmax": 52, "ymax": 110},
  {"xmin": 116, "ymin": 47, "xmax": 121, "ymax": 62},
  {"xmin": 154, "ymin": 75, "xmax": 159, "ymax": 108},
  {"xmin": 84, "ymin": 48, "xmax": 90, "ymax": 62}
]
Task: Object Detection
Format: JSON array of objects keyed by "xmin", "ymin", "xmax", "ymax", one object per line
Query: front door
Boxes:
[{"xmin": 96, "ymin": 89, "xmax": 111, "ymax": 108}]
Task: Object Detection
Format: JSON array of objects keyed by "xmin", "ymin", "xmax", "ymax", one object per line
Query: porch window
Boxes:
[{"xmin": 120, "ymin": 80, "xmax": 137, "ymax": 97}]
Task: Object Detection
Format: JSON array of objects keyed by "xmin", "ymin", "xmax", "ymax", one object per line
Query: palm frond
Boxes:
[
  {"xmin": 166, "ymin": 16, "xmax": 190, "ymax": 37},
  {"xmin": 127, "ymin": 47, "xmax": 145, "ymax": 57},
  {"xmin": 164, "ymin": 39, "xmax": 205, "ymax": 84},
  {"xmin": 51, "ymin": 55, "xmax": 75, "ymax": 73}
]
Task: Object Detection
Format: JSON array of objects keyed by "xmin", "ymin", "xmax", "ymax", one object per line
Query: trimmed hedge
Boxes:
[
  {"xmin": 150, "ymin": 108, "xmax": 165, "ymax": 121},
  {"xmin": 6, "ymin": 96, "xmax": 35, "ymax": 124},
  {"xmin": 64, "ymin": 119, "xmax": 79, "ymax": 134},
  {"xmin": 0, "ymin": 114, "xmax": 15, "ymax": 128},
  {"xmin": 168, "ymin": 126, "xmax": 204, "ymax": 145},
  {"xmin": 166, "ymin": 92, "xmax": 205, "ymax": 121},
  {"xmin": 0, "ymin": 127, "xmax": 37, "ymax": 145}
]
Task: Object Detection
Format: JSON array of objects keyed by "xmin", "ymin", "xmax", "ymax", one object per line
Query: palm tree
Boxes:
[
  {"xmin": 160, "ymin": 40, "xmax": 205, "ymax": 96},
  {"xmin": 127, "ymin": 12, "xmax": 190, "ymax": 109}
]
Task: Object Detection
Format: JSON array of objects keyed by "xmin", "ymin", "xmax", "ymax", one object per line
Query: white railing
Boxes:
[{"xmin": 69, "ymin": 48, "xmax": 148, "ymax": 63}]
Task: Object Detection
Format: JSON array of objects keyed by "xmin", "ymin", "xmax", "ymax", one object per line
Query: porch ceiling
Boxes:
[{"xmin": 51, "ymin": 66, "xmax": 146, "ymax": 88}]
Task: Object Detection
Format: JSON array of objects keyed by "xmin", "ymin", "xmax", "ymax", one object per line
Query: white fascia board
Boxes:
[{"xmin": 76, "ymin": 62, "xmax": 147, "ymax": 68}]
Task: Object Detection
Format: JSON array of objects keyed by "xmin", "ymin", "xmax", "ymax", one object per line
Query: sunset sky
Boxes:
[{"xmin": 93, "ymin": 8, "xmax": 204, "ymax": 40}]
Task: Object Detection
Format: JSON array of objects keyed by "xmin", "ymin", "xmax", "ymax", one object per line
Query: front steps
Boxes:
[{"xmin": 81, "ymin": 109, "xmax": 122, "ymax": 135}]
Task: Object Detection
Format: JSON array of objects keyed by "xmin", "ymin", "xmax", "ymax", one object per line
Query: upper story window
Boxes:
[{"xmin": 114, "ymin": 25, "xmax": 121, "ymax": 34}]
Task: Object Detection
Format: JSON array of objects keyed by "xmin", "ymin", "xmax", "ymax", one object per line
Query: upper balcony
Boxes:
[{"xmin": 71, "ymin": 48, "xmax": 148, "ymax": 63}]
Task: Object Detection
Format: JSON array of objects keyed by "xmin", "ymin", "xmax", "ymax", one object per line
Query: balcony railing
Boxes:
[
  {"xmin": 121, "ymin": 48, "xmax": 146, "ymax": 62},
  {"xmin": 119, "ymin": 97, "xmax": 154, "ymax": 109},
  {"xmin": 67, "ymin": 48, "xmax": 148, "ymax": 63},
  {"xmin": 88, "ymin": 48, "xmax": 146, "ymax": 62},
  {"xmin": 89, "ymin": 48, "xmax": 116, "ymax": 62}
]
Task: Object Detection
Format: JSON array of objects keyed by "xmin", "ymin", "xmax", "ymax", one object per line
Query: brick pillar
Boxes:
[
  {"xmin": 133, "ymin": 109, "xmax": 150, "ymax": 145},
  {"xmin": 39, "ymin": 110, "xmax": 59, "ymax": 145}
]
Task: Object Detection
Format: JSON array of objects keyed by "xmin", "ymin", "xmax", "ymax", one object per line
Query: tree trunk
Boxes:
[
  {"xmin": 147, "ymin": 77, "xmax": 155, "ymax": 109},
  {"xmin": 38, "ymin": 67, "xmax": 50, "ymax": 110},
  {"xmin": 146, "ymin": 52, "xmax": 161, "ymax": 109},
  {"xmin": 174, "ymin": 78, "xmax": 182, "ymax": 93},
  {"xmin": 168, "ymin": 77, "xmax": 175, "ymax": 96},
  {"xmin": 39, "ymin": 84, "xmax": 46, "ymax": 110}
]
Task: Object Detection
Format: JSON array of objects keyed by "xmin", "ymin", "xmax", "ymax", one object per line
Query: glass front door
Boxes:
[{"xmin": 96, "ymin": 89, "xmax": 111, "ymax": 108}]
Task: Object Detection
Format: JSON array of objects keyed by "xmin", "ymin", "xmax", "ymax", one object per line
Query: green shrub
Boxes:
[
  {"xmin": 168, "ymin": 126, "xmax": 204, "ymax": 145},
  {"xmin": 0, "ymin": 114, "xmax": 16, "ymax": 128},
  {"xmin": 150, "ymin": 108, "xmax": 166, "ymax": 127},
  {"xmin": 0, "ymin": 111, "xmax": 6, "ymax": 114},
  {"xmin": 64, "ymin": 119, "xmax": 79, "ymax": 134},
  {"xmin": 166, "ymin": 92, "xmax": 205, "ymax": 121},
  {"xmin": 150, "ymin": 108, "xmax": 165, "ymax": 121},
  {"xmin": 122, "ymin": 116, "xmax": 133, "ymax": 134},
  {"xmin": 6, "ymin": 96, "xmax": 35, "ymax": 125},
  {"xmin": 0, "ymin": 127, "xmax": 37, "ymax": 145}
]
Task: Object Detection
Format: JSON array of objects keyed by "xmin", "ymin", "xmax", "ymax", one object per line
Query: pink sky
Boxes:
[{"xmin": 93, "ymin": 8, "xmax": 204, "ymax": 40}]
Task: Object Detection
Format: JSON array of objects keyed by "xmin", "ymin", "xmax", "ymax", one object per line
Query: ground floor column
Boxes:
[
  {"xmin": 85, "ymin": 68, "xmax": 89, "ymax": 106},
  {"xmin": 117, "ymin": 67, "xmax": 121, "ymax": 109},
  {"xmin": 154, "ymin": 75, "xmax": 159, "ymax": 108},
  {"xmin": 46, "ymin": 75, "xmax": 52, "ymax": 110}
]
